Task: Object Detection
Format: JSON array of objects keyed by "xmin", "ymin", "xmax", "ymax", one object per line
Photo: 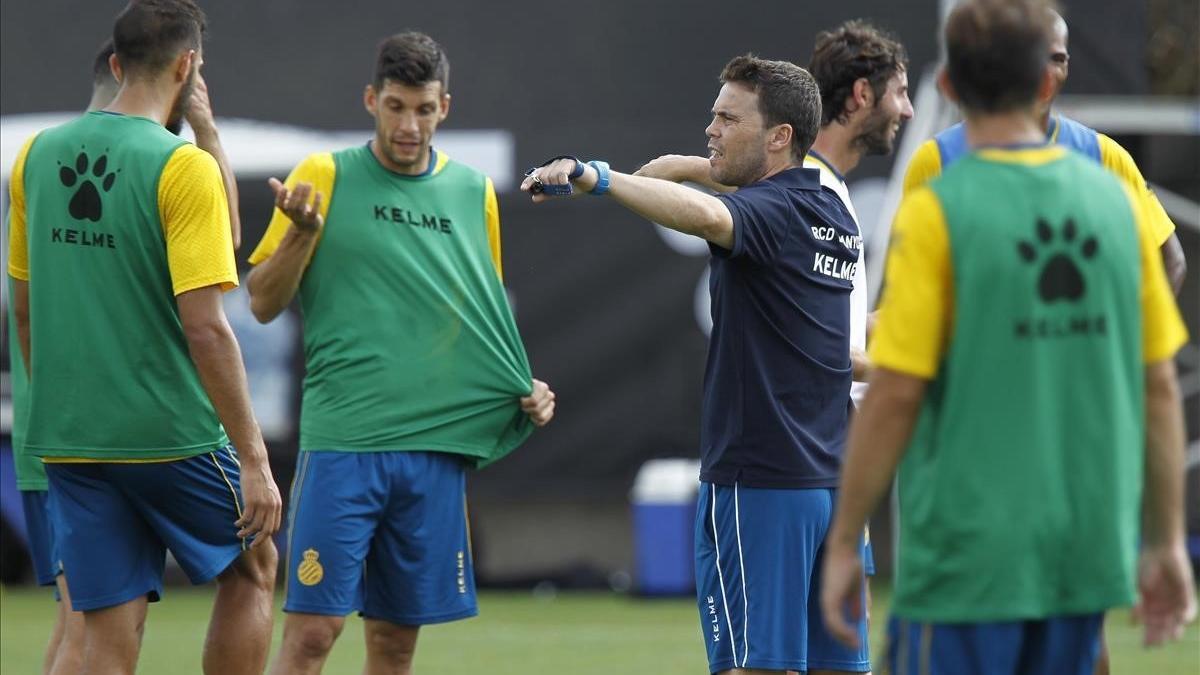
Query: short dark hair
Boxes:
[
  {"xmin": 809, "ymin": 20, "xmax": 908, "ymax": 126},
  {"xmin": 719, "ymin": 55, "xmax": 821, "ymax": 160},
  {"xmin": 374, "ymin": 31, "xmax": 449, "ymax": 92},
  {"xmin": 112, "ymin": 0, "xmax": 206, "ymax": 77},
  {"xmin": 945, "ymin": 0, "xmax": 1054, "ymax": 113},
  {"xmin": 93, "ymin": 39, "xmax": 116, "ymax": 84}
]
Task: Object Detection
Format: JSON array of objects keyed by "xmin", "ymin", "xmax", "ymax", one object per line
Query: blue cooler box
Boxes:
[{"xmin": 631, "ymin": 459, "xmax": 701, "ymax": 596}]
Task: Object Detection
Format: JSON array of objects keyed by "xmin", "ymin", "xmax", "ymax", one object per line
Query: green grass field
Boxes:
[{"xmin": 1, "ymin": 585, "xmax": 1197, "ymax": 673}]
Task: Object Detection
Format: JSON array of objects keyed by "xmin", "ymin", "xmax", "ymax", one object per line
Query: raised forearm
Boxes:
[
  {"xmin": 828, "ymin": 368, "xmax": 926, "ymax": 548},
  {"xmin": 194, "ymin": 127, "xmax": 242, "ymax": 250},
  {"xmin": 635, "ymin": 154, "xmax": 735, "ymax": 193},
  {"xmin": 1143, "ymin": 359, "xmax": 1186, "ymax": 548},
  {"xmin": 246, "ymin": 226, "xmax": 318, "ymax": 323}
]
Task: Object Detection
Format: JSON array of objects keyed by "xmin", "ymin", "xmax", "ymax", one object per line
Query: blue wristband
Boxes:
[{"xmin": 588, "ymin": 160, "xmax": 611, "ymax": 195}]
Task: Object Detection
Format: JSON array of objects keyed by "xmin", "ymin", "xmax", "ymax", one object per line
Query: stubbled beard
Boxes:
[
  {"xmin": 165, "ymin": 70, "xmax": 195, "ymax": 136},
  {"xmin": 711, "ymin": 148, "xmax": 767, "ymax": 187},
  {"xmin": 856, "ymin": 106, "xmax": 896, "ymax": 157},
  {"xmin": 376, "ymin": 131, "xmax": 427, "ymax": 171}
]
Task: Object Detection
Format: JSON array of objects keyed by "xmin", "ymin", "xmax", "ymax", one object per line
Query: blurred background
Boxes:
[{"xmin": 1, "ymin": 0, "xmax": 1197, "ymax": 597}]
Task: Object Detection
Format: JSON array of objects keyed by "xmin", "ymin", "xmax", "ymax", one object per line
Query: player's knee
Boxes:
[
  {"xmin": 219, "ymin": 541, "xmax": 279, "ymax": 594},
  {"xmin": 364, "ymin": 622, "xmax": 417, "ymax": 666},
  {"xmin": 287, "ymin": 616, "xmax": 343, "ymax": 660},
  {"xmin": 247, "ymin": 539, "xmax": 280, "ymax": 590}
]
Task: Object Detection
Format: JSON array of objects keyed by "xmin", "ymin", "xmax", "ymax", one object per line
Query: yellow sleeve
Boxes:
[
  {"xmin": 158, "ymin": 145, "xmax": 238, "ymax": 295},
  {"xmin": 1099, "ymin": 134, "xmax": 1175, "ymax": 246},
  {"xmin": 869, "ymin": 187, "xmax": 954, "ymax": 379},
  {"xmin": 1122, "ymin": 183, "xmax": 1189, "ymax": 363},
  {"xmin": 247, "ymin": 152, "xmax": 335, "ymax": 266},
  {"xmin": 484, "ymin": 177, "xmax": 503, "ymax": 281},
  {"xmin": 6, "ymin": 135, "xmax": 38, "ymax": 281},
  {"xmin": 902, "ymin": 139, "xmax": 942, "ymax": 197}
]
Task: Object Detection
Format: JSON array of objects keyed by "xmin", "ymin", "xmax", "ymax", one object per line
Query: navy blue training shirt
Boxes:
[{"xmin": 702, "ymin": 166, "xmax": 858, "ymax": 488}]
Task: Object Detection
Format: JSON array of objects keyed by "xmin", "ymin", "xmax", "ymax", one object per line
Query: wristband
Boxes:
[{"xmin": 587, "ymin": 160, "xmax": 611, "ymax": 195}]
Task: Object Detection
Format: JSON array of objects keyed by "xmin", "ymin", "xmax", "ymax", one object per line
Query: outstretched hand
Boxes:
[
  {"xmin": 268, "ymin": 177, "xmax": 324, "ymax": 232},
  {"xmin": 520, "ymin": 158, "xmax": 596, "ymax": 203}
]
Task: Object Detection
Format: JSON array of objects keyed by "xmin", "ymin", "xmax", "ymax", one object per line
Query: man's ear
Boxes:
[
  {"xmin": 936, "ymin": 67, "xmax": 959, "ymax": 105},
  {"xmin": 1035, "ymin": 65, "xmax": 1056, "ymax": 104},
  {"xmin": 848, "ymin": 77, "xmax": 874, "ymax": 115},
  {"xmin": 364, "ymin": 84, "xmax": 378, "ymax": 118},
  {"xmin": 768, "ymin": 123, "xmax": 794, "ymax": 155},
  {"xmin": 174, "ymin": 49, "xmax": 195, "ymax": 83},
  {"xmin": 108, "ymin": 53, "xmax": 123, "ymax": 83}
]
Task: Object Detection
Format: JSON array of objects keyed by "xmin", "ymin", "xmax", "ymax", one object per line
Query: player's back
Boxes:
[
  {"xmin": 894, "ymin": 145, "xmax": 1147, "ymax": 622},
  {"xmin": 21, "ymin": 111, "xmax": 227, "ymax": 458}
]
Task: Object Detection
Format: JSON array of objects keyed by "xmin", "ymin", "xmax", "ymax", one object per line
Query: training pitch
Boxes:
[{"xmin": 1, "ymin": 586, "xmax": 1197, "ymax": 673}]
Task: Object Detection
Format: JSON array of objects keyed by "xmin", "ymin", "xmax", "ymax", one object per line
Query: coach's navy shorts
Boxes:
[
  {"xmin": 45, "ymin": 447, "xmax": 248, "ymax": 612},
  {"xmin": 887, "ymin": 613, "xmax": 1103, "ymax": 675},
  {"xmin": 695, "ymin": 483, "xmax": 870, "ymax": 674},
  {"xmin": 21, "ymin": 489, "xmax": 61, "ymax": 587},
  {"xmin": 284, "ymin": 450, "xmax": 477, "ymax": 626}
]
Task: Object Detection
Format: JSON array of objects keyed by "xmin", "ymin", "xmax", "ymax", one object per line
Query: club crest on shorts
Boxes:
[{"xmin": 297, "ymin": 548, "xmax": 324, "ymax": 586}]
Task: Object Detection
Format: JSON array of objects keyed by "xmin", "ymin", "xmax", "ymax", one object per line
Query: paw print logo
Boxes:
[
  {"xmin": 1017, "ymin": 218, "xmax": 1097, "ymax": 303},
  {"xmin": 58, "ymin": 148, "xmax": 118, "ymax": 222}
]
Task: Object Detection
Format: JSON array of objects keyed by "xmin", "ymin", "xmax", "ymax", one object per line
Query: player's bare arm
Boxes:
[
  {"xmin": 186, "ymin": 74, "xmax": 242, "ymax": 250},
  {"xmin": 1159, "ymin": 234, "xmax": 1186, "ymax": 295},
  {"xmin": 177, "ymin": 285, "xmax": 282, "ymax": 544},
  {"xmin": 246, "ymin": 179, "xmax": 323, "ymax": 323},
  {"xmin": 821, "ymin": 367, "xmax": 928, "ymax": 648},
  {"xmin": 522, "ymin": 158, "xmax": 735, "ymax": 249},
  {"xmin": 850, "ymin": 347, "xmax": 871, "ymax": 381},
  {"xmin": 854, "ymin": 312, "xmax": 880, "ymax": 381},
  {"xmin": 520, "ymin": 378, "xmax": 556, "ymax": 427},
  {"xmin": 1135, "ymin": 358, "xmax": 1196, "ymax": 646},
  {"xmin": 634, "ymin": 154, "xmax": 736, "ymax": 193},
  {"xmin": 12, "ymin": 279, "xmax": 31, "ymax": 375}
]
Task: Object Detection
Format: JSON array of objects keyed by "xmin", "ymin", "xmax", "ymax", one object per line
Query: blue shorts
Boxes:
[
  {"xmin": 284, "ymin": 450, "xmax": 476, "ymax": 626},
  {"xmin": 887, "ymin": 613, "xmax": 1103, "ymax": 675},
  {"xmin": 21, "ymin": 490, "xmax": 61, "ymax": 587},
  {"xmin": 695, "ymin": 483, "xmax": 870, "ymax": 674},
  {"xmin": 45, "ymin": 448, "xmax": 248, "ymax": 612}
]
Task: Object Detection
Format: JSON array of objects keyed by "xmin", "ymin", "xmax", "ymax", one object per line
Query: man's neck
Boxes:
[
  {"xmin": 964, "ymin": 109, "xmax": 1045, "ymax": 149},
  {"xmin": 370, "ymin": 140, "xmax": 433, "ymax": 176},
  {"xmin": 755, "ymin": 153, "xmax": 802, "ymax": 183},
  {"xmin": 85, "ymin": 95, "xmax": 109, "ymax": 113},
  {"xmin": 1038, "ymin": 107, "xmax": 1053, "ymax": 134},
  {"xmin": 105, "ymin": 81, "xmax": 174, "ymax": 127},
  {"xmin": 808, "ymin": 124, "xmax": 862, "ymax": 178}
]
